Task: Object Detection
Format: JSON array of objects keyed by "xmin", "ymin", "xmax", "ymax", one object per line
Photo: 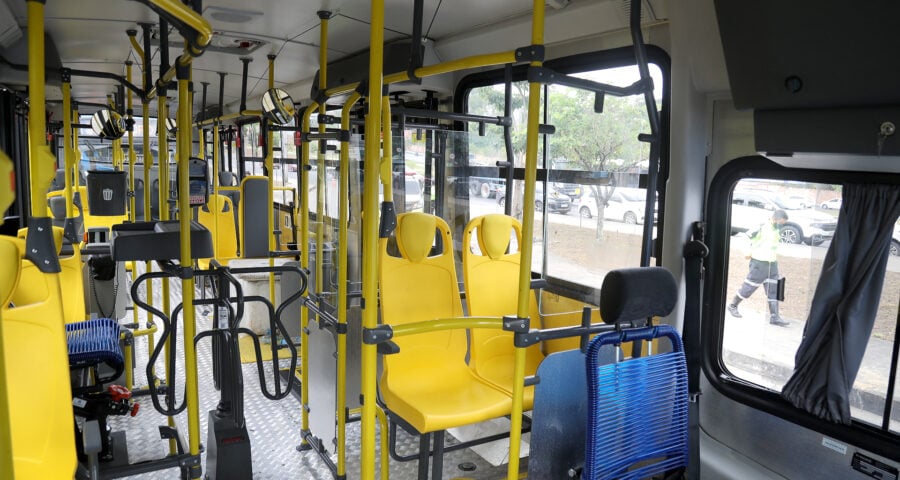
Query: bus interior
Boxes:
[{"xmin": 0, "ymin": 0, "xmax": 898, "ymax": 479}]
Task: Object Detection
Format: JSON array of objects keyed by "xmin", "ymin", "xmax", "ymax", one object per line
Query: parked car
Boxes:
[
  {"xmin": 552, "ymin": 182, "xmax": 584, "ymax": 202},
  {"xmin": 786, "ymin": 195, "xmax": 811, "ymax": 209},
  {"xmin": 820, "ymin": 197, "xmax": 842, "ymax": 210},
  {"xmin": 404, "ymin": 176, "xmax": 423, "ymax": 211},
  {"xmin": 469, "ymin": 176, "xmax": 506, "ymax": 198},
  {"xmin": 731, "ymin": 190, "xmax": 837, "ymax": 245},
  {"xmin": 497, "ymin": 183, "xmax": 570, "ymax": 214},
  {"xmin": 576, "ymin": 187, "xmax": 656, "ymax": 224}
]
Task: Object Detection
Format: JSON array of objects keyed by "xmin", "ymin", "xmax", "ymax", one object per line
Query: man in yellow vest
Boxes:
[{"xmin": 728, "ymin": 209, "xmax": 790, "ymax": 326}]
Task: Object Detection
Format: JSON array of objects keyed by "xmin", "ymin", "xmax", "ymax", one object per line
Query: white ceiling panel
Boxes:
[{"xmin": 4, "ymin": 0, "xmax": 641, "ymax": 116}]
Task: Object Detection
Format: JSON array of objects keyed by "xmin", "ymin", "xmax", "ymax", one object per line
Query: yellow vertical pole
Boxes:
[
  {"xmin": 141, "ymin": 72, "xmax": 155, "ymax": 387},
  {"xmin": 108, "ymin": 95, "xmax": 123, "ymax": 171},
  {"xmin": 26, "ymin": 0, "xmax": 54, "ymax": 217},
  {"xmin": 266, "ymin": 55, "xmax": 276, "ymax": 316},
  {"xmin": 212, "ymin": 124, "xmax": 220, "ymax": 257},
  {"xmin": 61, "ymin": 81, "xmax": 75, "ymax": 219},
  {"xmin": 336, "ymin": 90, "xmax": 361, "ymax": 479},
  {"xmin": 176, "ymin": 63, "xmax": 202, "ymax": 473},
  {"xmin": 158, "ymin": 96, "xmax": 176, "ymax": 454},
  {"xmin": 300, "ymin": 102, "xmax": 317, "ymax": 447},
  {"xmin": 361, "ymin": 0, "xmax": 385, "ymax": 477},
  {"xmin": 73, "ymin": 107, "xmax": 80, "ymax": 188},
  {"xmin": 126, "ymin": 62, "xmax": 136, "ymax": 223},
  {"xmin": 125, "ymin": 60, "xmax": 137, "ymax": 389},
  {"xmin": 380, "ymin": 96, "xmax": 393, "ymax": 200},
  {"xmin": 316, "ymin": 11, "xmax": 329, "ymax": 311},
  {"xmin": 508, "ymin": 2, "xmax": 544, "ymax": 478}
]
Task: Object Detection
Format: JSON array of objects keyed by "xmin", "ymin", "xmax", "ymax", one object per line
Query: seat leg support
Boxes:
[
  {"xmin": 417, "ymin": 433, "xmax": 430, "ymax": 480},
  {"xmin": 432, "ymin": 430, "xmax": 445, "ymax": 480}
]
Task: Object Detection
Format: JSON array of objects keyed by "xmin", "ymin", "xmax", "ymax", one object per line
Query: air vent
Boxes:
[
  {"xmin": 202, "ymin": 6, "xmax": 263, "ymax": 25},
  {"xmin": 150, "ymin": 27, "xmax": 267, "ymax": 55}
]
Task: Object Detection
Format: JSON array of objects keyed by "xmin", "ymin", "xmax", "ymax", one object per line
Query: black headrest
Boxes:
[{"xmin": 600, "ymin": 267, "xmax": 678, "ymax": 324}]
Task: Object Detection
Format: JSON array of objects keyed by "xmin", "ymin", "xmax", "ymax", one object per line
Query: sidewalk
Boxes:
[{"xmin": 722, "ymin": 309, "xmax": 898, "ymax": 423}]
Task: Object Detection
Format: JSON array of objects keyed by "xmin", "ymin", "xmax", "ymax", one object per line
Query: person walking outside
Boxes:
[{"xmin": 728, "ymin": 209, "xmax": 790, "ymax": 326}]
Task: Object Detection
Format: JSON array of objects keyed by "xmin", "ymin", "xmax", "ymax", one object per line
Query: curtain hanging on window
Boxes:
[{"xmin": 782, "ymin": 183, "xmax": 900, "ymax": 424}]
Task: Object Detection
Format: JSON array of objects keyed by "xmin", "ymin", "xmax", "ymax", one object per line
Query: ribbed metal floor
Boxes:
[{"xmin": 108, "ymin": 266, "xmax": 518, "ymax": 480}]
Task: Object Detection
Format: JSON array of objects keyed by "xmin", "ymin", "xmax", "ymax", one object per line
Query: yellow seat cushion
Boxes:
[
  {"xmin": 379, "ymin": 213, "xmax": 511, "ymax": 434},
  {"xmin": 463, "ymin": 214, "xmax": 545, "ymax": 409}
]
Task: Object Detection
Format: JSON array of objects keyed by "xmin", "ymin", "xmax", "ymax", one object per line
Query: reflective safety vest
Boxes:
[{"xmin": 749, "ymin": 221, "xmax": 780, "ymax": 262}]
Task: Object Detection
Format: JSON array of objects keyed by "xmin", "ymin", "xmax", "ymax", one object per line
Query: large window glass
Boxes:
[
  {"xmin": 722, "ymin": 178, "xmax": 900, "ymax": 432},
  {"xmin": 465, "ymin": 63, "xmax": 665, "ymax": 289}
]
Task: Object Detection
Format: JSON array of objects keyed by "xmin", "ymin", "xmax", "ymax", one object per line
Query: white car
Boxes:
[
  {"xmin": 731, "ymin": 190, "xmax": 837, "ymax": 245},
  {"xmin": 577, "ymin": 187, "xmax": 656, "ymax": 224},
  {"xmin": 820, "ymin": 197, "xmax": 842, "ymax": 210}
]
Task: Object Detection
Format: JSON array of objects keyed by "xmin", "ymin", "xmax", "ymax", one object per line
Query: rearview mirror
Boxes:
[
  {"xmin": 261, "ymin": 88, "xmax": 295, "ymax": 125},
  {"xmin": 90, "ymin": 109, "xmax": 125, "ymax": 140}
]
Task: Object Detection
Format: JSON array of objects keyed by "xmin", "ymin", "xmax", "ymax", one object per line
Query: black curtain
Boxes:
[{"xmin": 782, "ymin": 183, "xmax": 900, "ymax": 424}]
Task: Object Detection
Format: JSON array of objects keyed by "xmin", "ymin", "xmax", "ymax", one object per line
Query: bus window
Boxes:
[
  {"xmin": 465, "ymin": 61, "xmax": 666, "ymax": 288},
  {"xmin": 723, "ymin": 178, "xmax": 899, "ymax": 432},
  {"xmin": 241, "ymin": 121, "xmax": 263, "ymax": 175}
]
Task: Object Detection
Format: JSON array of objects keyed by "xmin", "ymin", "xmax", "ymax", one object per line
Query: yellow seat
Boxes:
[
  {"xmin": 198, "ymin": 194, "xmax": 239, "ymax": 270},
  {"xmin": 1, "ymin": 236, "xmax": 77, "ymax": 479},
  {"xmin": 47, "ymin": 186, "xmax": 127, "ymax": 234},
  {"xmin": 379, "ymin": 212, "xmax": 511, "ymax": 434},
  {"xmin": 15, "ymin": 227, "xmax": 86, "ymax": 323},
  {"xmin": 462, "ymin": 214, "xmax": 544, "ymax": 410}
]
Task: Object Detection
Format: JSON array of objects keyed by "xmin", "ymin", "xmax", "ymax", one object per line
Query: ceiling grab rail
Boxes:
[{"xmin": 140, "ymin": 0, "xmax": 213, "ymax": 101}]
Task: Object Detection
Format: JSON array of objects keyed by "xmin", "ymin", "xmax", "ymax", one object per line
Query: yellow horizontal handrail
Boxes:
[
  {"xmin": 388, "ymin": 316, "xmax": 504, "ymax": 338},
  {"xmin": 130, "ymin": 323, "xmax": 159, "ymax": 338}
]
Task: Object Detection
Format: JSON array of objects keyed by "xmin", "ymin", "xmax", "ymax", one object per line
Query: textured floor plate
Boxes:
[{"xmin": 109, "ymin": 267, "xmax": 520, "ymax": 480}]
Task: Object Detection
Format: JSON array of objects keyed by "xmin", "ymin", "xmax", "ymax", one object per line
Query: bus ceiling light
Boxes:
[
  {"xmin": 261, "ymin": 88, "xmax": 295, "ymax": 125},
  {"xmin": 0, "ymin": 1, "xmax": 22, "ymax": 49},
  {"xmin": 90, "ymin": 109, "xmax": 126, "ymax": 140}
]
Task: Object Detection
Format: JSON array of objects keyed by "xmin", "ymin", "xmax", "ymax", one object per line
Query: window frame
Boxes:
[
  {"xmin": 704, "ymin": 155, "xmax": 900, "ymax": 462},
  {"xmin": 455, "ymin": 45, "xmax": 672, "ymax": 302}
]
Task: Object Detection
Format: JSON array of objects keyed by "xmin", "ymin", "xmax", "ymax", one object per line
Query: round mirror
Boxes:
[
  {"xmin": 261, "ymin": 88, "xmax": 295, "ymax": 125},
  {"xmin": 90, "ymin": 109, "xmax": 125, "ymax": 140}
]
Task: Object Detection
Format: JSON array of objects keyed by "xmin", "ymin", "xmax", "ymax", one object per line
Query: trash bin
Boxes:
[{"xmin": 86, "ymin": 170, "xmax": 126, "ymax": 216}]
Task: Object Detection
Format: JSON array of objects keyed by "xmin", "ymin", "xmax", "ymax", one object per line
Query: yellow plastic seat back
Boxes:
[
  {"xmin": 380, "ymin": 213, "xmax": 465, "ymax": 369},
  {"xmin": 1, "ymin": 237, "xmax": 77, "ymax": 479},
  {"xmin": 462, "ymin": 214, "xmax": 544, "ymax": 406},
  {"xmin": 14, "ymin": 227, "xmax": 86, "ymax": 323},
  {"xmin": 198, "ymin": 194, "xmax": 239, "ymax": 269},
  {"xmin": 379, "ymin": 213, "xmax": 511, "ymax": 433}
]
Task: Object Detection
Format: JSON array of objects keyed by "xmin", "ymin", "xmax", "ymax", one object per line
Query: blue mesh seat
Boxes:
[
  {"xmin": 66, "ymin": 318, "xmax": 124, "ymax": 384},
  {"xmin": 584, "ymin": 324, "xmax": 688, "ymax": 480}
]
